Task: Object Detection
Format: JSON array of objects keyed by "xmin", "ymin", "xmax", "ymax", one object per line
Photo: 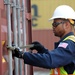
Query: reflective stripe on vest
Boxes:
[{"xmin": 50, "ymin": 35, "xmax": 75, "ymax": 75}]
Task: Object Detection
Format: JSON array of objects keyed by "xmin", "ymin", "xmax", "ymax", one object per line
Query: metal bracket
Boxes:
[
  {"xmin": 20, "ymin": 5, "xmax": 24, "ymax": 11},
  {"xmin": 16, "ymin": 5, "xmax": 21, "ymax": 9},
  {"xmin": 21, "ymin": 8, "xmax": 24, "ymax": 12},
  {"xmin": 4, "ymin": 0, "xmax": 11, "ymax": 5},
  {"xmin": 11, "ymin": 0, "xmax": 16, "ymax": 7}
]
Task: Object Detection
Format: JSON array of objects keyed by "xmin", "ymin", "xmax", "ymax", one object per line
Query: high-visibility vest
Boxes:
[{"xmin": 50, "ymin": 35, "xmax": 75, "ymax": 75}]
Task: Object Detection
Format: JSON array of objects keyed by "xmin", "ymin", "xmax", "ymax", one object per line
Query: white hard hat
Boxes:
[{"xmin": 49, "ymin": 5, "xmax": 75, "ymax": 21}]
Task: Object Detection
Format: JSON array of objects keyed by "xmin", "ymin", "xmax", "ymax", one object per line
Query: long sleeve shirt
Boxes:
[{"xmin": 23, "ymin": 32, "xmax": 75, "ymax": 70}]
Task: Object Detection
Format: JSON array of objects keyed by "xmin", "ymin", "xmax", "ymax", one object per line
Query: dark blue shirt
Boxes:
[{"xmin": 23, "ymin": 32, "xmax": 75, "ymax": 71}]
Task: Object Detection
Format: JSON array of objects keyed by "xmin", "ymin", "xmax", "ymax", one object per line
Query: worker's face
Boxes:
[{"xmin": 52, "ymin": 19, "xmax": 66, "ymax": 38}]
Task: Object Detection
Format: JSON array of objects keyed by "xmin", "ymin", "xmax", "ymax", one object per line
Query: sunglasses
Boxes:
[{"xmin": 52, "ymin": 21, "xmax": 65, "ymax": 27}]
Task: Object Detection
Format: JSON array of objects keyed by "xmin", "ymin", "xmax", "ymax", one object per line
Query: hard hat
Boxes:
[{"xmin": 49, "ymin": 5, "xmax": 75, "ymax": 21}]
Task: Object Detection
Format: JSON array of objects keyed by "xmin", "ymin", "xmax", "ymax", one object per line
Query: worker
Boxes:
[{"xmin": 12, "ymin": 5, "xmax": 75, "ymax": 75}]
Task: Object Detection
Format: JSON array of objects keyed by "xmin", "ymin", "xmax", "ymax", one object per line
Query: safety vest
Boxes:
[{"xmin": 50, "ymin": 35, "xmax": 75, "ymax": 75}]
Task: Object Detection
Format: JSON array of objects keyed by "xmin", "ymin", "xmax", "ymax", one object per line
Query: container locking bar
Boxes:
[{"xmin": 7, "ymin": 44, "xmax": 34, "ymax": 50}]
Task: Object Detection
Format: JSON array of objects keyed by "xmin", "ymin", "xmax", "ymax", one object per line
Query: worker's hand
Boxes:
[
  {"xmin": 30, "ymin": 41, "xmax": 48, "ymax": 53},
  {"xmin": 12, "ymin": 47, "xmax": 24, "ymax": 58}
]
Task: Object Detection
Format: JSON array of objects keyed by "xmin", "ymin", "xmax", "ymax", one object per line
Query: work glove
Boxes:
[
  {"xmin": 12, "ymin": 47, "xmax": 24, "ymax": 58},
  {"xmin": 30, "ymin": 41, "xmax": 48, "ymax": 53}
]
